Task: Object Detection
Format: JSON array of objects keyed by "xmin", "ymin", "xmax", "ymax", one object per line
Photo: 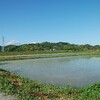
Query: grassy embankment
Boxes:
[
  {"xmin": 0, "ymin": 69, "xmax": 100, "ymax": 100},
  {"xmin": 0, "ymin": 51, "xmax": 100, "ymax": 61}
]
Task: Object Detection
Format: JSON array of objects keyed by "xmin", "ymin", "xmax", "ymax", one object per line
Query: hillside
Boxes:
[{"xmin": 1, "ymin": 42, "xmax": 100, "ymax": 52}]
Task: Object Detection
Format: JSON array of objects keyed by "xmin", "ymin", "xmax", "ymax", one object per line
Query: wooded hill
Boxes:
[{"xmin": 0, "ymin": 42, "xmax": 100, "ymax": 52}]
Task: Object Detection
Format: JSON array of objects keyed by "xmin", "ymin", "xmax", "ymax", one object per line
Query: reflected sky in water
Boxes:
[{"xmin": 0, "ymin": 56, "xmax": 100, "ymax": 87}]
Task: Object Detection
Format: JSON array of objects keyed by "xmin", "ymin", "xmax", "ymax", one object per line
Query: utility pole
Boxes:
[{"xmin": 1, "ymin": 36, "xmax": 5, "ymax": 52}]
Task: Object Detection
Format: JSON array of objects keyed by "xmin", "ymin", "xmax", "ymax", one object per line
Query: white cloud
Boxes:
[
  {"xmin": 32, "ymin": 42, "xmax": 37, "ymax": 44},
  {"xmin": 6, "ymin": 40, "xmax": 20, "ymax": 46}
]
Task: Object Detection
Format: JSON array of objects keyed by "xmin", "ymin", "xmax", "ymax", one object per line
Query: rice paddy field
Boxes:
[{"xmin": 0, "ymin": 52, "xmax": 100, "ymax": 100}]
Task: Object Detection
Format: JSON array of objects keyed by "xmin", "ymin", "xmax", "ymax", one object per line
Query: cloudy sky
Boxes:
[{"xmin": 0, "ymin": 0, "xmax": 100, "ymax": 45}]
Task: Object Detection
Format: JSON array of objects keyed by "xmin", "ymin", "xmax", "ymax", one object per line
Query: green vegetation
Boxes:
[
  {"xmin": 0, "ymin": 52, "xmax": 100, "ymax": 62},
  {"xmin": 1, "ymin": 42, "xmax": 100, "ymax": 53},
  {"xmin": 0, "ymin": 42, "xmax": 100, "ymax": 99},
  {"xmin": 0, "ymin": 69, "xmax": 100, "ymax": 100},
  {"xmin": 0, "ymin": 42, "xmax": 100, "ymax": 62}
]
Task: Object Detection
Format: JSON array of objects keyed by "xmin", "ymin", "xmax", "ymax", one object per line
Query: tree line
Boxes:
[{"xmin": 0, "ymin": 42, "xmax": 100, "ymax": 52}]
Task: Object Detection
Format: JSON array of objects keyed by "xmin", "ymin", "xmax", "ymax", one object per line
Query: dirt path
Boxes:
[{"xmin": 0, "ymin": 92, "xmax": 17, "ymax": 100}]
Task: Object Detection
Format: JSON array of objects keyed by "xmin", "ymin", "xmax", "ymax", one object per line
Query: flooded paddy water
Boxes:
[{"xmin": 0, "ymin": 56, "xmax": 100, "ymax": 88}]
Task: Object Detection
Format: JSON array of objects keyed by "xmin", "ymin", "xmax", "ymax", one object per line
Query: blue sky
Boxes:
[{"xmin": 0, "ymin": 0, "xmax": 100, "ymax": 45}]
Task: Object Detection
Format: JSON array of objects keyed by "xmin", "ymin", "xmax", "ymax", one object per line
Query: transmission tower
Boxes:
[{"xmin": 2, "ymin": 36, "xmax": 5, "ymax": 52}]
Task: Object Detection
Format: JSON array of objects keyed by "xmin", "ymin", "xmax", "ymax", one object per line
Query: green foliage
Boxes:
[
  {"xmin": 0, "ymin": 69, "xmax": 100, "ymax": 100},
  {"xmin": 2, "ymin": 42, "xmax": 100, "ymax": 52},
  {"xmin": 0, "ymin": 69, "xmax": 67, "ymax": 100}
]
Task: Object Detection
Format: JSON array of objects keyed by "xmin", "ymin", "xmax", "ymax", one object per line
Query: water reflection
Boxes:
[
  {"xmin": 0, "ymin": 57, "xmax": 100, "ymax": 87},
  {"xmin": 0, "ymin": 62, "xmax": 8, "ymax": 65}
]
